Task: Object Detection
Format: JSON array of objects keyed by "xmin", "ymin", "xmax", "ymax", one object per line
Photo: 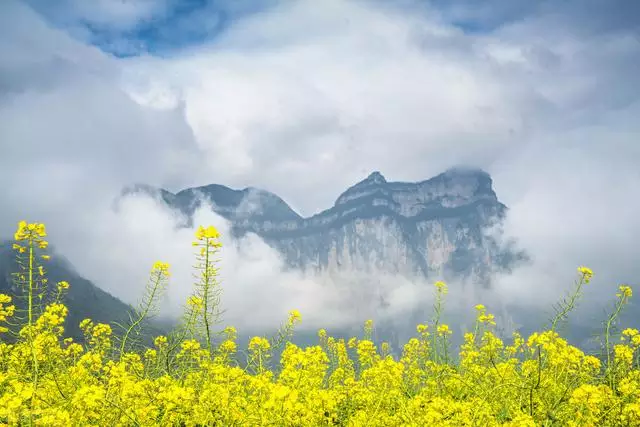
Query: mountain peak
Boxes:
[
  {"xmin": 332, "ymin": 171, "xmax": 389, "ymax": 206},
  {"xmin": 364, "ymin": 171, "xmax": 386, "ymax": 185},
  {"xmin": 171, "ymin": 183, "xmax": 302, "ymax": 222},
  {"xmin": 333, "ymin": 167, "xmax": 497, "ymax": 210},
  {"xmin": 348, "ymin": 171, "xmax": 388, "ymax": 190}
]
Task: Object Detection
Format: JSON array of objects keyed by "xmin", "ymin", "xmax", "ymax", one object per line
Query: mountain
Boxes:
[
  {"xmin": 0, "ymin": 243, "xmax": 140, "ymax": 342},
  {"xmin": 132, "ymin": 167, "xmax": 525, "ymax": 286}
]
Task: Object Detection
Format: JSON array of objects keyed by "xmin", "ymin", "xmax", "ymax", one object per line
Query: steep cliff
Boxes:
[{"xmin": 131, "ymin": 167, "xmax": 523, "ymax": 286}]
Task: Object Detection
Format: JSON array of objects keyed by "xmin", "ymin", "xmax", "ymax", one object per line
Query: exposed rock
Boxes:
[{"xmin": 129, "ymin": 167, "xmax": 525, "ymax": 287}]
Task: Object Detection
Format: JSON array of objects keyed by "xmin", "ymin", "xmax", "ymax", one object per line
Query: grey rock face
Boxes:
[{"xmin": 130, "ymin": 167, "xmax": 523, "ymax": 286}]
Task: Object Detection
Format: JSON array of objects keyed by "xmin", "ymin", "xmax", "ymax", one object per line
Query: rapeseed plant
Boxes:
[{"xmin": 1, "ymin": 221, "xmax": 640, "ymax": 425}]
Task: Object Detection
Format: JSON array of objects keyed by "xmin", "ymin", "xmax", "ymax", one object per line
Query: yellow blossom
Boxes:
[
  {"xmin": 434, "ymin": 281, "xmax": 448, "ymax": 294},
  {"xmin": 288, "ymin": 309, "xmax": 302, "ymax": 325},
  {"xmin": 478, "ymin": 312, "xmax": 496, "ymax": 326},
  {"xmin": 248, "ymin": 336, "xmax": 271, "ymax": 352},
  {"xmin": 437, "ymin": 324, "xmax": 452, "ymax": 336},
  {"xmin": 617, "ymin": 285, "xmax": 633, "ymax": 298},
  {"xmin": 154, "ymin": 335, "xmax": 168, "ymax": 348},
  {"xmin": 195, "ymin": 225, "xmax": 221, "ymax": 240},
  {"xmin": 577, "ymin": 266, "xmax": 593, "ymax": 282},
  {"xmin": 152, "ymin": 261, "xmax": 171, "ymax": 275},
  {"xmin": 187, "ymin": 296, "xmax": 204, "ymax": 308},
  {"xmin": 2, "ymin": 221, "xmax": 639, "ymax": 427},
  {"xmin": 223, "ymin": 326, "xmax": 237, "ymax": 340}
]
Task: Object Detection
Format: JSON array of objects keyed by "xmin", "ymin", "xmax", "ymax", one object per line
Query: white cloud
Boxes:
[
  {"xmin": 121, "ymin": 0, "xmax": 529, "ymax": 216},
  {"xmin": 120, "ymin": 0, "xmax": 640, "ymax": 309},
  {"xmin": 1, "ymin": 0, "xmax": 639, "ymax": 341},
  {"xmin": 59, "ymin": 191, "xmax": 449, "ymax": 335}
]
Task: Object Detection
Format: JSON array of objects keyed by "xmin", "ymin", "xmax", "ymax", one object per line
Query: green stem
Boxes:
[
  {"xmin": 550, "ymin": 276, "xmax": 585, "ymax": 333},
  {"xmin": 605, "ymin": 296, "xmax": 626, "ymax": 390},
  {"xmin": 27, "ymin": 240, "xmax": 39, "ymax": 425},
  {"xmin": 120, "ymin": 270, "xmax": 163, "ymax": 358},
  {"xmin": 203, "ymin": 238, "xmax": 212, "ymax": 354},
  {"xmin": 28, "ymin": 241, "xmax": 33, "ymax": 329}
]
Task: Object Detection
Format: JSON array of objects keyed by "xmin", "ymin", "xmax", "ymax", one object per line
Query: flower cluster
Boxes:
[{"xmin": 1, "ymin": 222, "xmax": 639, "ymax": 426}]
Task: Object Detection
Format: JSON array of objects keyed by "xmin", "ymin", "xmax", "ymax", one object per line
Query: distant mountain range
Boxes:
[
  {"xmin": 0, "ymin": 167, "xmax": 526, "ymax": 345},
  {"xmin": 128, "ymin": 167, "xmax": 526, "ymax": 287}
]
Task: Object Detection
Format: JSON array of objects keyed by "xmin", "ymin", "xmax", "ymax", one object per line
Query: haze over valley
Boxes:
[{"xmin": 1, "ymin": 0, "xmax": 639, "ymax": 354}]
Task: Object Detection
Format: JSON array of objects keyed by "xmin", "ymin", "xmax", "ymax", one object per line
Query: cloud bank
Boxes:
[{"xmin": 1, "ymin": 0, "xmax": 639, "ymax": 342}]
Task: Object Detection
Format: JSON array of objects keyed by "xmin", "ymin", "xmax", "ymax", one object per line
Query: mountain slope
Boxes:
[{"xmin": 0, "ymin": 243, "xmax": 138, "ymax": 341}]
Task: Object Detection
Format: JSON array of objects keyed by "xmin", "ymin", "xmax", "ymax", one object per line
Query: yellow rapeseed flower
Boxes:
[
  {"xmin": 180, "ymin": 339, "xmax": 201, "ymax": 352},
  {"xmin": 224, "ymin": 326, "xmax": 237, "ymax": 339},
  {"xmin": 364, "ymin": 319, "xmax": 373, "ymax": 330},
  {"xmin": 195, "ymin": 225, "xmax": 221, "ymax": 241},
  {"xmin": 152, "ymin": 261, "xmax": 171, "ymax": 275},
  {"xmin": 79, "ymin": 318, "xmax": 93, "ymax": 332},
  {"xmin": 617, "ymin": 285, "xmax": 633, "ymax": 298},
  {"xmin": 434, "ymin": 281, "xmax": 448, "ymax": 294},
  {"xmin": 437, "ymin": 324, "xmax": 452, "ymax": 336},
  {"xmin": 248, "ymin": 336, "xmax": 271, "ymax": 352},
  {"xmin": 220, "ymin": 340, "xmax": 237, "ymax": 354},
  {"xmin": 5, "ymin": 220, "xmax": 640, "ymax": 427},
  {"xmin": 577, "ymin": 266, "xmax": 593, "ymax": 282},
  {"xmin": 14, "ymin": 220, "xmax": 27, "ymax": 241},
  {"xmin": 154, "ymin": 335, "xmax": 168, "ymax": 348},
  {"xmin": 0, "ymin": 294, "xmax": 15, "ymax": 327},
  {"xmin": 478, "ymin": 313, "xmax": 496, "ymax": 326},
  {"xmin": 14, "ymin": 221, "xmax": 47, "ymax": 243},
  {"xmin": 288, "ymin": 309, "xmax": 302, "ymax": 325},
  {"xmin": 187, "ymin": 296, "xmax": 204, "ymax": 309}
]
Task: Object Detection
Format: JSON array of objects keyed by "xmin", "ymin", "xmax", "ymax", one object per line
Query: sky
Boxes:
[{"xmin": 1, "ymin": 0, "xmax": 639, "ymax": 340}]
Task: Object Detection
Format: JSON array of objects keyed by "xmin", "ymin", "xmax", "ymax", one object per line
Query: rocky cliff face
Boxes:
[{"xmin": 133, "ymin": 167, "xmax": 522, "ymax": 286}]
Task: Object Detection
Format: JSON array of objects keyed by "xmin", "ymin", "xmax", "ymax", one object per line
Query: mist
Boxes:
[{"xmin": 1, "ymin": 0, "xmax": 639, "ymax": 352}]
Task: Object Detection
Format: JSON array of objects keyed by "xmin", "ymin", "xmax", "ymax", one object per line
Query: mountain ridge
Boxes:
[
  {"xmin": 127, "ymin": 167, "xmax": 501, "ymax": 220},
  {"xmin": 125, "ymin": 167, "xmax": 524, "ymax": 286}
]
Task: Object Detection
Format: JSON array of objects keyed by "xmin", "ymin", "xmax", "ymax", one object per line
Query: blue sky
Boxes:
[
  {"xmin": 24, "ymin": 0, "xmax": 640, "ymax": 56},
  {"xmin": 25, "ymin": 0, "xmax": 279, "ymax": 56},
  {"xmin": 1, "ymin": 0, "xmax": 639, "ymax": 330}
]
